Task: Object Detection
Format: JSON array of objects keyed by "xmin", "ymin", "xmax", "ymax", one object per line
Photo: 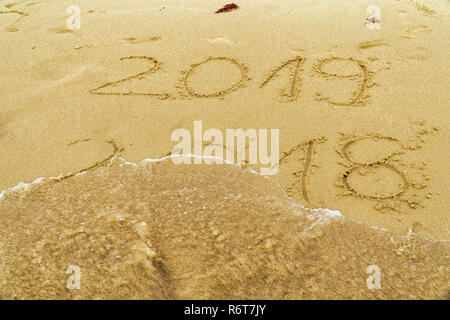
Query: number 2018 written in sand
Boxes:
[
  {"xmin": 279, "ymin": 126, "xmax": 435, "ymax": 212},
  {"xmin": 281, "ymin": 136, "xmax": 408, "ymax": 205},
  {"xmin": 61, "ymin": 124, "xmax": 434, "ymax": 213},
  {"xmin": 90, "ymin": 55, "xmax": 372, "ymax": 106}
]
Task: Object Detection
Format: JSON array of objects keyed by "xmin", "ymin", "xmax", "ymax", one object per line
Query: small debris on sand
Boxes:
[{"xmin": 215, "ymin": 3, "xmax": 239, "ymax": 14}]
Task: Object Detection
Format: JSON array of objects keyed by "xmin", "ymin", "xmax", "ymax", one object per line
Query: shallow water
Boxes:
[{"xmin": 0, "ymin": 157, "xmax": 448, "ymax": 299}]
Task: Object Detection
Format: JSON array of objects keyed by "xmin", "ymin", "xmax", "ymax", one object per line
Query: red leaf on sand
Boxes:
[{"xmin": 215, "ymin": 3, "xmax": 239, "ymax": 14}]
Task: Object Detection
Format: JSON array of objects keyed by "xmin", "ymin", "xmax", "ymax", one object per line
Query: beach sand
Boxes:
[{"xmin": 0, "ymin": 0, "xmax": 448, "ymax": 299}]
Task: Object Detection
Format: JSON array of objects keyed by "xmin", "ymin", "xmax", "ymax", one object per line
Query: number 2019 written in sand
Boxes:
[{"xmin": 90, "ymin": 55, "xmax": 372, "ymax": 106}]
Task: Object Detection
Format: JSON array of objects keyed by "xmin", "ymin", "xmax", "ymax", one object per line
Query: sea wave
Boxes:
[{"xmin": 0, "ymin": 156, "xmax": 448, "ymax": 299}]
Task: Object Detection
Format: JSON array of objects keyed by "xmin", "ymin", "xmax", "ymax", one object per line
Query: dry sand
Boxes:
[{"xmin": 0, "ymin": 0, "xmax": 449, "ymax": 299}]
